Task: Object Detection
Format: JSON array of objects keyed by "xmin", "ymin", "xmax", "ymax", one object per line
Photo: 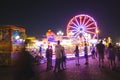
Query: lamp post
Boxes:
[
  {"xmin": 57, "ymin": 30, "xmax": 64, "ymax": 40},
  {"xmin": 96, "ymin": 29, "xmax": 99, "ymax": 41}
]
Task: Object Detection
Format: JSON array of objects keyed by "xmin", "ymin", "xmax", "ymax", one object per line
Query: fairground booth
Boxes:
[{"xmin": 0, "ymin": 25, "xmax": 26, "ymax": 66}]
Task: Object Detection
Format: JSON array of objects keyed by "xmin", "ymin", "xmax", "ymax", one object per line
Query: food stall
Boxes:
[{"xmin": 0, "ymin": 25, "xmax": 26, "ymax": 66}]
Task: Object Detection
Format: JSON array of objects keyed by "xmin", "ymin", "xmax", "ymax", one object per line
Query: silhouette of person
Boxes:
[
  {"xmin": 74, "ymin": 45, "xmax": 80, "ymax": 65},
  {"xmin": 96, "ymin": 40, "xmax": 105, "ymax": 67},
  {"xmin": 91, "ymin": 44, "xmax": 96, "ymax": 59},
  {"xmin": 106, "ymin": 43, "xmax": 116, "ymax": 69},
  {"xmin": 84, "ymin": 43, "xmax": 89, "ymax": 65},
  {"xmin": 54, "ymin": 40, "xmax": 63, "ymax": 72},
  {"xmin": 13, "ymin": 43, "xmax": 35, "ymax": 80},
  {"xmin": 46, "ymin": 45, "xmax": 53, "ymax": 71},
  {"xmin": 39, "ymin": 45, "xmax": 42, "ymax": 57},
  {"xmin": 61, "ymin": 46, "xmax": 66, "ymax": 70}
]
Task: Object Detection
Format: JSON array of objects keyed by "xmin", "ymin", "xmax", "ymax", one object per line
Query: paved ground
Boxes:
[{"xmin": 0, "ymin": 56, "xmax": 120, "ymax": 80}]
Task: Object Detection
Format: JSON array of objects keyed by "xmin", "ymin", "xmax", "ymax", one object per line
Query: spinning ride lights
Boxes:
[{"xmin": 66, "ymin": 14, "xmax": 98, "ymax": 40}]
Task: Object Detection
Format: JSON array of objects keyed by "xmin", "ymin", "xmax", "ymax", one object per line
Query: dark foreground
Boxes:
[{"xmin": 0, "ymin": 57, "xmax": 120, "ymax": 80}]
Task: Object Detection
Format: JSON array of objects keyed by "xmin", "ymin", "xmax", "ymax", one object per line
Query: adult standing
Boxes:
[
  {"xmin": 39, "ymin": 45, "xmax": 42, "ymax": 57},
  {"xmin": 54, "ymin": 40, "xmax": 63, "ymax": 72},
  {"xmin": 116, "ymin": 45, "xmax": 120, "ymax": 68},
  {"xmin": 91, "ymin": 44, "xmax": 96, "ymax": 59},
  {"xmin": 106, "ymin": 43, "xmax": 116, "ymax": 69},
  {"xmin": 14, "ymin": 43, "xmax": 35, "ymax": 80},
  {"xmin": 96, "ymin": 40, "xmax": 105, "ymax": 67},
  {"xmin": 74, "ymin": 45, "xmax": 80, "ymax": 65},
  {"xmin": 61, "ymin": 46, "xmax": 66, "ymax": 70},
  {"xmin": 84, "ymin": 43, "xmax": 89, "ymax": 65},
  {"xmin": 45, "ymin": 45, "xmax": 53, "ymax": 71}
]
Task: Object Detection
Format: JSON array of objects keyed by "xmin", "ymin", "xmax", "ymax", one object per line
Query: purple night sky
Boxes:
[{"xmin": 0, "ymin": 0, "xmax": 120, "ymax": 42}]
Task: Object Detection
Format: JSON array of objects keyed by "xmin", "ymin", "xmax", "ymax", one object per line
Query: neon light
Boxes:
[{"xmin": 67, "ymin": 14, "xmax": 98, "ymax": 39}]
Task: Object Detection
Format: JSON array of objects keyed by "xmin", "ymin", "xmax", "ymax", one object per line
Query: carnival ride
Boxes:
[
  {"xmin": 67, "ymin": 14, "xmax": 98, "ymax": 42},
  {"xmin": 64, "ymin": 14, "xmax": 98, "ymax": 54}
]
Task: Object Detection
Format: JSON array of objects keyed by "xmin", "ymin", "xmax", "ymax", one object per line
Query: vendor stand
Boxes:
[{"xmin": 0, "ymin": 25, "xmax": 26, "ymax": 66}]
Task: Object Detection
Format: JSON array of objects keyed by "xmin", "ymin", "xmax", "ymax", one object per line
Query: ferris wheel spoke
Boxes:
[
  {"xmin": 73, "ymin": 30, "xmax": 80, "ymax": 36},
  {"xmin": 79, "ymin": 16, "xmax": 82, "ymax": 25},
  {"xmin": 67, "ymin": 25, "xmax": 72, "ymax": 29},
  {"xmin": 69, "ymin": 27, "xmax": 79, "ymax": 32},
  {"xmin": 72, "ymin": 26, "xmax": 79, "ymax": 30},
  {"xmin": 68, "ymin": 25, "xmax": 77, "ymax": 30},
  {"xmin": 70, "ymin": 30, "xmax": 78, "ymax": 34},
  {"xmin": 92, "ymin": 34, "xmax": 96, "ymax": 39},
  {"xmin": 73, "ymin": 30, "xmax": 79, "ymax": 34},
  {"xmin": 69, "ymin": 28, "xmax": 78, "ymax": 32},
  {"xmin": 72, "ymin": 30, "xmax": 79, "ymax": 34},
  {"xmin": 74, "ymin": 32, "xmax": 80, "ymax": 38},
  {"xmin": 82, "ymin": 16, "xmax": 86, "ymax": 26},
  {"xmin": 68, "ymin": 25, "xmax": 76, "ymax": 29},
  {"xmin": 75, "ymin": 17, "xmax": 80, "ymax": 26},
  {"xmin": 87, "ymin": 27, "xmax": 96, "ymax": 30},
  {"xmin": 86, "ymin": 22, "xmax": 94, "ymax": 28},
  {"xmin": 86, "ymin": 31, "xmax": 95, "ymax": 34},
  {"xmin": 71, "ymin": 21, "xmax": 78, "ymax": 28},
  {"xmin": 84, "ymin": 18, "xmax": 91, "ymax": 27},
  {"xmin": 72, "ymin": 32, "xmax": 77, "ymax": 37}
]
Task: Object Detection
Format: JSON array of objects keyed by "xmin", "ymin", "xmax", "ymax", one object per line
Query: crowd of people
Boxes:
[
  {"xmin": 96, "ymin": 40, "xmax": 120, "ymax": 69},
  {"xmin": 45, "ymin": 40, "xmax": 66, "ymax": 72},
  {"xmin": 71, "ymin": 40, "xmax": 120, "ymax": 69},
  {"xmin": 13, "ymin": 39, "xmax": 120, "ymax": 80},
  {"xmin": 44, "ymin": 40, "xmax": 120, "ymax": 72}
]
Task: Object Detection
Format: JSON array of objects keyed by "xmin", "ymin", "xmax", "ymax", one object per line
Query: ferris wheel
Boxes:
[{"xmin": 66, "ymin": 14, "xmax": 98, "ymax": 40}]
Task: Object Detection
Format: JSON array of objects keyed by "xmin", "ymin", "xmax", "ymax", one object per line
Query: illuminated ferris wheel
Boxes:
[{"xmin": 66, "ymin": 14, "xmax": 98, "ymax": 40}]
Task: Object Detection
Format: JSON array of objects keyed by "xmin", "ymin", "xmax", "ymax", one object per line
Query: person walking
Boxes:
[
  {"xmin": 106, "ymin": 43, "xmax": 116, "ymax": 69},
  {"xmin": 91, "ymin": 44, "xmax": 96, "ymax": 59},
  {"xmin": 54, "ymin": 40, "xmax": 63, "ymax": 72},
  {"xmin": 74, "ymin": 45, "xmax": 80, "ymax": 65},
  {"xmin": 84, "ymin": 43, "xmax": 89, "ymax": 65},
  {"xmin": 96, "ymin": 40, "xmax": 105, "ymax": 67}
]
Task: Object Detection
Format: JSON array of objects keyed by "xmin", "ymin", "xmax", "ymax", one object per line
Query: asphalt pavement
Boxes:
[{"xmin": 0, "ymin": 56, "xmax": 120, "ymax": 80}]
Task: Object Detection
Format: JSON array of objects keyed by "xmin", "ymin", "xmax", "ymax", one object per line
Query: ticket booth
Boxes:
[{"xmin": 0, "ymin": 25, "xmax": 26, "ymax": 66}]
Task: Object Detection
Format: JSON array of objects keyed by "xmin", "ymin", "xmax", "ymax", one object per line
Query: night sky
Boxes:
[{"xmin": 0, "ymin": 0, "xmax": 120, "ymax": 42}]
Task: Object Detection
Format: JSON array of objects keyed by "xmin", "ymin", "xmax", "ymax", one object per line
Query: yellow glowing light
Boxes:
[{"xmin": 96, "ymin": 29, "xmax": 99, "ymax": 34}]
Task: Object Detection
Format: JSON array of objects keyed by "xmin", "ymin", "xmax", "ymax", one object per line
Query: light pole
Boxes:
[
  {"xmin": 96, "ymin": 29, "xmax": 99, "ymax": 41},
  {"xmin": 57, "ymin": 30, "xmax": 64, "ymax": 40}
]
